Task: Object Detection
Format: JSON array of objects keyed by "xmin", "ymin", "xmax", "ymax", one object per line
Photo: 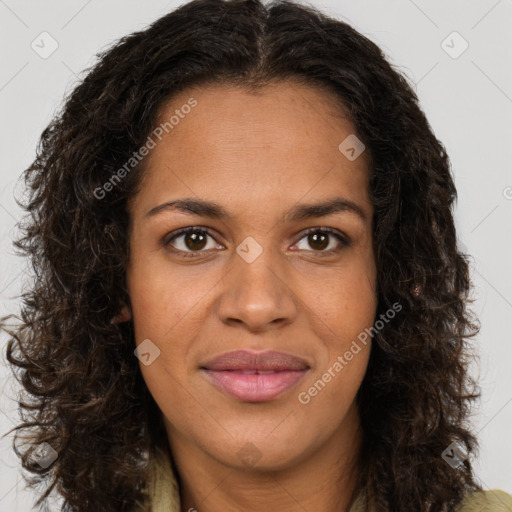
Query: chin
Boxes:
[{"xmin": 203, "ymin": 425, "xmax": 319, "ymax": 472}]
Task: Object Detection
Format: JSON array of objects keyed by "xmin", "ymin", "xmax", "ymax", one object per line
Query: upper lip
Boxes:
[{"xmin": 200, "ymin": 350, "xmax": 310, "ymax": 371}]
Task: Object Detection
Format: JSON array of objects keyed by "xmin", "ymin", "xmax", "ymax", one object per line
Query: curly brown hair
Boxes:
[{"xmin": 2, "ymin": 0, "xmax": 483, "ymax": 510}]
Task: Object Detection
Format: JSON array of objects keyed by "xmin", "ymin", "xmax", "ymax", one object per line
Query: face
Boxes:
[{"xmin": 123, "ymin": 80, "xmax": 377, "ymax": 472}]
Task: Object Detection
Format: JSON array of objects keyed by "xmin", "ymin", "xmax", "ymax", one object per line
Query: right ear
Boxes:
[{"xmin": 111, "ymin": 303, "xmax": 132, "ymax": 323}]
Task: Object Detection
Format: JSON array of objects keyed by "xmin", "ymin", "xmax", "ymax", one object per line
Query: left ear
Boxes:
[{"xmin": 111, "ymin": 303, "xmax": 132, "ymax": 323}]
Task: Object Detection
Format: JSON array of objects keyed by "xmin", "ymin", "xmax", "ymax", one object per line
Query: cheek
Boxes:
[
  {"xmin": 297, "ymin": 338, "xmax": 371, "ymax": 417},
  {"xmin": 307, "ymin": 257, "xmax": 377, "ymax": 340},
  {"xmin": 333, "ymin": 276, "xmax": 377, "ymax": 336},
  {"xmin": 299, "ymin": 259, "xmax": 376, "ymax": 404},
  {"xmin": 293, "ymin": 235, "xmax": 376, "ymax": 321},
  {"xmin": 127, "ymin": 257, "xmax": 214, "ymax": 342},
  {"xmin": 128, "ymin": 259, "xmax": 217, "ymax": 399}
]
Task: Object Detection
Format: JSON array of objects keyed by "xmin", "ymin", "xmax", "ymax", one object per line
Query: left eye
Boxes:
[
  {"xmin": 293, "ymin": 228, "xmax": 349, "ymax": 253},
  {"xmin": 163, "ymin": 226, "xmax": 349, "ymax": 257}
]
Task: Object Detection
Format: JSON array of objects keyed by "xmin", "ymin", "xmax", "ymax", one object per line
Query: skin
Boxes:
[{"xmin": 120, "ymin": 80, "xmax": 377, "ymax": 512}]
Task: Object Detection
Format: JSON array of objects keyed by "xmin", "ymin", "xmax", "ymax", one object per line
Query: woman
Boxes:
[{"xmin": 3, "ymin": 0, "xmax": 511, "ymax": 510}]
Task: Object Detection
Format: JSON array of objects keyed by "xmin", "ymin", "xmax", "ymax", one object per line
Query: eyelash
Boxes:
[{"xmin": 162, "ymin": 226, "xmax": 351, "ymax": 259}]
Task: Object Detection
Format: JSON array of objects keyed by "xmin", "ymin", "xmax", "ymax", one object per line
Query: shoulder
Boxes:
[
  {"xmin": 456, "ymin": 489, "xmax": 512, "ymax": 511},
  {"xmin": 351, "ymin": 489, "xmax": 512, "ymax": 512},
  {"xmin": 146, "ymin": 445, "xmax": 181, "ymax": 512},
  {"xmin": 132, "ymin": 445, "xmax": 181, "ymax": 512}
]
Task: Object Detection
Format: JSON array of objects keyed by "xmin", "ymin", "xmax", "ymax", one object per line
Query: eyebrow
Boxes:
[{"xmin": 145, "ymin": 196, "xmax": 367, "ymax": 223}]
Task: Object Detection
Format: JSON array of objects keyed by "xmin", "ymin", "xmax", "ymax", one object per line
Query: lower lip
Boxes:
[{"xmin": 202, "ymin": 369, "xmax": 308, "ymax": 402}]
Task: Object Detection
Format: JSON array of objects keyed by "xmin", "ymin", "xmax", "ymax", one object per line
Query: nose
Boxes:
[{"xmin": 216, "ymin": 245, "xmax": 298, "ymax": 332}]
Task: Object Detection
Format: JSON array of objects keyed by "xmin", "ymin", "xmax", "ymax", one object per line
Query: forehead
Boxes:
[
  {"xmin": 152, "ymin": 79, "xmax": 358, "ymax": 155},
  {"xmin": 131, "ymin": 80, "xmax": 372, "ymax": 222}
]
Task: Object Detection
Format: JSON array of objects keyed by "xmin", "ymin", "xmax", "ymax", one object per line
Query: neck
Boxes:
[{"xmin": 166, "ymin": 403, "xmax": 364, "ymax": 512}]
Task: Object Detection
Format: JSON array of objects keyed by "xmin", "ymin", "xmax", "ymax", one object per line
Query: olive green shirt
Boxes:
[{"xmin": 144, "ymin": 447, "xmax": 512, "ymax": 511}]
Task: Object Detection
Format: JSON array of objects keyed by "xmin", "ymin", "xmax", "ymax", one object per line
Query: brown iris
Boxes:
[
  {"xmin": 185, "ymin": 231, "xmax": 208, "ymax": 251},
  {"xmin": 307, "ymin": 232, "xmax": 329, "ymax": 251}
]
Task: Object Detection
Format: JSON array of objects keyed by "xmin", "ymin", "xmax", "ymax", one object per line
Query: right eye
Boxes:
[{"xmin": 163, "ymin": 226, "xmax": 224, "ymax": 258}]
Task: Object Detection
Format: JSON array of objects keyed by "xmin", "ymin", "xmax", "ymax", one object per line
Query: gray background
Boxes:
[{"xmin": 1, "ymin": 0, "xmax": 511, "ymax": 509}]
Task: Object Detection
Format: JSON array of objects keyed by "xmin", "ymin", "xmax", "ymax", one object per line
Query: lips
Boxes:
[
  {"xmin": 201, "ymin": 350, "xmax": 309, "ymax": 372},
  {"xmin": 200, "ymin": 350, "xmax": 310, "ymax": 402}
]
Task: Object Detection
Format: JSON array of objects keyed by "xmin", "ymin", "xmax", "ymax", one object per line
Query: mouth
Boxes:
[{"xmin": 199, "ymin": 350, "xmax": 310, "ymax": 402}]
